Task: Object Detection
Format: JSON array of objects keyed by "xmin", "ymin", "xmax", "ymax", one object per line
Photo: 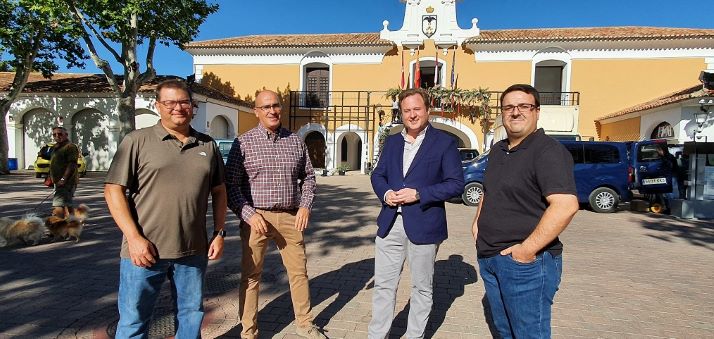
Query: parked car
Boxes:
[
  {"xmin": 458, "ymin": 148, "xmax": 480, "ymax": 166},
  {"xmin": 626, "ymin": 139, "xmax": 675, "ymax": 195},
  {"xmin": 461, "ymin": 139, "xmax": 673, "ymax": 213},
  {"xmin": 214, "ymin": 139, "xmax": 234, "ymax": 163},
  {"xmin": 33, "ymin": 143, "xmax": 88, "ymax": 178},
  {"xmin": 462, "ymin": 150, "xmax": 489, "ymax": 206},
  {"xmin": 561, "ymin": 140, "xmax": 633, "ymax": 213}
]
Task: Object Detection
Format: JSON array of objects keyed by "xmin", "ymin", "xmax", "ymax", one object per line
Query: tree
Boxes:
[
  {"xmin": 65, "ymin": 0, "xmax": 218, "ymax": 139},
  {"xmin": 0, "ymin": 0, "xmax": 86, "ymax": 174},
  {"xmin": 201, "ymin": 72, "xmax": 236, "ymax": 98}
]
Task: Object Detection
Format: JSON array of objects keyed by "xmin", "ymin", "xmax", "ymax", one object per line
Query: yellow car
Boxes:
[{"xmin": 33, "ymin": 143, "xmax": 87, "ymax": 178}]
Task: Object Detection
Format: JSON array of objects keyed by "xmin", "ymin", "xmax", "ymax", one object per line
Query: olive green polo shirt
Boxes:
[
  {"xmin": 50, "ymin": 142, "xmax": 79, "ymax": 186},
  {"xmin": 105, "ymin": 122, "xmax": 225, "ymax": 259}
]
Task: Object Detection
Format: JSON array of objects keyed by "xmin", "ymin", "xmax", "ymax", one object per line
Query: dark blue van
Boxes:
[{"xmin": 461, "ymin": 139, "xmax": 672, "ymax": 213}]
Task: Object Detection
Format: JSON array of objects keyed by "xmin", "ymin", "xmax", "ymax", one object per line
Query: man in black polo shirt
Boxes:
[{"xmin": 472, "ymin": 84, "xmax": 579, "ymax": 339}]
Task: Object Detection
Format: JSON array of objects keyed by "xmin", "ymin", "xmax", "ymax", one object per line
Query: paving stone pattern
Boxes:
[{"xmin": 0, "ymin": 172, "xmax": 712, "ymax": 338}]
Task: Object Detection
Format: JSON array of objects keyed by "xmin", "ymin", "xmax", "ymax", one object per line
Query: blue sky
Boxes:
[{"xmin": 63, "ymin": 0, "xmax": 713, "ymax": 77}]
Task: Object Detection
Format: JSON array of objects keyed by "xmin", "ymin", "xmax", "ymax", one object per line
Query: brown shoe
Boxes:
[{"xmin": 295, "ymin": 324, "xmax": 328, "ymax": 339}]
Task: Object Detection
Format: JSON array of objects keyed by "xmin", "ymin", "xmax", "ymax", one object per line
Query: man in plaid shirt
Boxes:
[{"xmin": 225, "ymin": 90, "xmax": 326, "ymax": 339}]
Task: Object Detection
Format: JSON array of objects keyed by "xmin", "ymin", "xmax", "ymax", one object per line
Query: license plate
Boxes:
[{"xmin": 642, "ymin": 178, "xmax": 667, "ymax": 185}]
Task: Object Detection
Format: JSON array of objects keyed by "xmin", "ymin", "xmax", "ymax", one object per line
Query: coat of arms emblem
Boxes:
[{"xmin": 422, "ymin": 15, "xmax": 437, "ymax": 38}]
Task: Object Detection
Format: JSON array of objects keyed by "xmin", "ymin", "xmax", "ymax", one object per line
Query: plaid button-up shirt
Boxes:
[{"xmin": 225, "ymin": 124, "xmax": 316, "ymax": 221}]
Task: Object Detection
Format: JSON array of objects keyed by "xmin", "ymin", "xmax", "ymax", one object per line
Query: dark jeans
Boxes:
[{"xmin": 478, "ymin": 252, "xmax": 562, "ymax": 339}]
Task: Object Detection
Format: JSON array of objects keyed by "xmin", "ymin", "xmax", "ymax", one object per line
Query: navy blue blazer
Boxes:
[{"xmin": 371, "ymin": 125, "xmax": 464, "ymax": 244}]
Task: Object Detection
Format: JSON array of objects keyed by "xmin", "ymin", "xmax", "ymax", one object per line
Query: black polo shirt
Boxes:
[{"xmin": 477, "ymin": 128, "xmax": 576, "ymax": 258}]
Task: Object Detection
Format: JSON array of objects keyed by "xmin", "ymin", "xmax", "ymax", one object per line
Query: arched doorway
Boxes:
[
  {"xmin": 22, "ymin": 108, "xmax": 55, "ymax": 169},
  {"xmin": 337, "ymin": 131, "xmax": 362, "ymax": 171},
  {"xmin": 387, "ymin": 122, "xmax": 471, "ymax": 148},
  {"xmin": 209, "ymin": 115, "xmax": 230, "ymax": 139},
  {"xmin": 135, "ymin": 109, "xmax": 159, "ymax": 129},
  {"xmin": 305, "ymin": 131, "xmax": 326, "ymax": 168},
  {"xmin": 651, "ymin": 121, "xmax": 675, "ymax": 139},
  {"xmin": 72, "ymin": 109, "xmax": 111, "ymax": 170}
]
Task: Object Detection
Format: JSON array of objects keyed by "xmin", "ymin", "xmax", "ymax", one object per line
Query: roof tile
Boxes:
[
  {"xmin": 471, "ymin": 26, "xmax": 714, "ymax": 43},
  {"xmin": 595, "ymin": 84, "xmax": 705, "ymax": 121},
  {"xmin": 0, "ymin": 72, "xmax": 248, "ymax": 107},
  {"xmin": 185, "ymin": 27, "xmax": 714, "ymax": 49},
  {"xmin": 186, "ymin": 33, "xmax": 393, "ymax": 48}
]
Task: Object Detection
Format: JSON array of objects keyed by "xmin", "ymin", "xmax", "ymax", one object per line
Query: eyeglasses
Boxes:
[
  {"xmin": 158, "ymin": 100, "xmax": 192, "ymax": 108},
  {"xmin": 501, "ymin": 103, "xmax": 538, "ymax": 114},
  {"xmin": 52, "ymin": 133, "xmax": 65, "ymax": 136},
  {"xmin": 256, "ymin": 103, "xmax": 282, "ymax": 111}
]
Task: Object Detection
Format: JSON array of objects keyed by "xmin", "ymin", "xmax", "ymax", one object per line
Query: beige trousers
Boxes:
[{"xmin": 238, "ymin": 209, "xmax": 314, "ymax": 338}]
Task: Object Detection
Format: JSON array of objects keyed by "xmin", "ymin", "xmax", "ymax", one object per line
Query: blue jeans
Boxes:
[
  {"xmin": 116, "ymin": 255, "xmax": 208, "ymax": 339},
  {"xmin": 478, "ymin": 252, "xmax": 562, "ymax": 339}
]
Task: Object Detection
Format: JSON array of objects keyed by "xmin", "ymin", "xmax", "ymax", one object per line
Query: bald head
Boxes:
[{"xmin": 254, "ymin": 90, "xmax": 283, "ymax": 132}]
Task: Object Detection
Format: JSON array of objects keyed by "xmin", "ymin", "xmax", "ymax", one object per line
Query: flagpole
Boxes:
[
  {"xmin": 400, "ymin": 47, "xmax": 405, "ymax": 90},
  {"xmin": 414, "ymin": 49, "xmax": 421, "ymax": 89},
  {"xmin": 434, "ymin": 48, "xmax": 439, "ymax": 87}
]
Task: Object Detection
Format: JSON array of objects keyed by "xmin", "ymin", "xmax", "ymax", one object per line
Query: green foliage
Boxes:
[
  {"xmin": 69, "ymin": 0, "xmax": 218, "ymax": 50},
  {"xmin": 0, "ymin": 0, "xmax": 87, "ymax": 174},
  {"xmin": 0, "ymin": 0, "xmax": 86, "ymax": 77},
  {"xmin": 384, "ymin": 87, "xmax": 492, "ymax": 122},
  {"xmin": 201, "ymin": 72, "xmax": 236, "ymax": 97},
  {"xmin": 384, "ymin": 87, "xmax": 401, "ymax": 100},
  {"xmin": 64, "ymin": 0, "xmax": 219, "ymax": 137}
]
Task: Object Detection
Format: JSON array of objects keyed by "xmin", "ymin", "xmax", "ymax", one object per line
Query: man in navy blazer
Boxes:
[{"xmin": 368, "ymin": 88, "xmax": 464, "ymax": 339}]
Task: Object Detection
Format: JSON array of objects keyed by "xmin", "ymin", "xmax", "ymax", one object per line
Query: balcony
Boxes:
[{"xmin": 486, "ymin": 91, "xmax": 581, "ymax": 136}]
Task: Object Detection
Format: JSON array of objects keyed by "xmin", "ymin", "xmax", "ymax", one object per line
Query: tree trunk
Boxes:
[
  {"xmin": 0, "ymin": 100, "xmax": 11, "ymax": 175},
  {"xmin": 0, "ymin": 67, "xmax": 33, "ymax": 175},
  {"xmin": 116, "ymin": 93, "xmax": 136, "ymax": 140},
  {"xmin": 114, "ymin": 11, "xmax": 140, "ymax": 141}
]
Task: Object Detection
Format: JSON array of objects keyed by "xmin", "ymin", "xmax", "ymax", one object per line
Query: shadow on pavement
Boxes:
[
  {"xmin": 0, "ymin": 173, "xmax": 124, "ymax": 337},
  {"xmin": 637, "ymin": 213, "xmax": 714, "ymax": 250},
  {"xmin": 0, "ymin": 172, "xmax": 383, "ymax": 338},
  {"xmin": 390, "ymin": 254, "xmax": 478, "ymax": 338},
  {"xmin": 222, "ymin": 258, "xmax": 376, "ymax": 337}
]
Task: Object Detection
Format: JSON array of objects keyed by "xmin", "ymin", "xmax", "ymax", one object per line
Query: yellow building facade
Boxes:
[{"xmin": 186, "ymin": 0, "xmax": 714, "ymax": 172}]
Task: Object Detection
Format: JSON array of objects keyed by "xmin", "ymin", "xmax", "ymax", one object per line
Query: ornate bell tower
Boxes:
[{"xmin": 380, "ymin": 0, "xmax": 480, "ymax": 53}]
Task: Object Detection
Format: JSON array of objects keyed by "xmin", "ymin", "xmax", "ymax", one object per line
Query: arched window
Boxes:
[{"xmin": 411, "ymin": 58, "xmax": 444, "ymax": 89}]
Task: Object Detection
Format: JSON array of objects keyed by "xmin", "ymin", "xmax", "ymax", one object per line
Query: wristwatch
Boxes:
[
  {"xmin": 415, "ymin": 190, "xmax": 420, "ymax": 200},
  {"xmin": 213, "ymin": 229, "xmax": 226, "ymax": 237}
]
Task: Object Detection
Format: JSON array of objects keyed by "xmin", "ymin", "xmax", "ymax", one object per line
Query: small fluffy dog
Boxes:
[
  {"xmin": 0, "ymin": 215, "xmax": 47, "ymax": 247},
  {"xmin": 45, "ymin": 204, "xmax": 90, "ymax": 242}
]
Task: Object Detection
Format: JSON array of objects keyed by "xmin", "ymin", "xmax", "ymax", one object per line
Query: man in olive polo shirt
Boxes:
[
  {"xmin": 105, "ymin": 79, "xmax": 227, "ymax": 338},
  {"xmin": 49, "ymin": 126, "xmax": 79, "ymax": 218},
  {"xmin": 472, "ymin": 84, "xmax": 579, "ymax": 339}
]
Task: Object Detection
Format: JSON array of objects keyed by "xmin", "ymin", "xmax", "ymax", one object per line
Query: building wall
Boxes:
[
  {"xmin": 238, "ymin": 110, "xmax": 258, "ymax": 134},
  {"xmin": 6, "ymin": 94, "xmax": 242, "ymax": 170},
  {"xmin": 571, "ymin": 58, "xmax": 705, "ymax": 139},
  {"xmin": 198, "ymin": 45, "xmax": 707, "ymax": 158},
  {"xmin": 599, "ymin": 116, "xmax": 642, "ymax": 141},
  {"xmin": 464, "ymin": 59, "xmax": 532, "ymax": 92},
  {"xmin": 201, "ymin": 64, "xmax": 300, "ymax": 102}
]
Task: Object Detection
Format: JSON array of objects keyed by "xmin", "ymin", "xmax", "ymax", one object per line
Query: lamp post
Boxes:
[
  {"xmin": 691, "ymin": 109, "xmax": 710, "ymax": 200},
  {"xmin": 695, "ymin": 110, "xmax": 708, "ymax": 139}
]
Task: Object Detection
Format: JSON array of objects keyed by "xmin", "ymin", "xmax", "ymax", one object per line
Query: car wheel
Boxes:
[
  {"xmin": 589, "ymin": 187, "xmax": 619, "ymax": 213},
  {"xmin": 80, "ymin": 171, "xmax": 86, "ymax": 178},
  {"xmin": 35, "ymin": 172, "xmax": 42, "ymax": 178},
  {"xmin": 462, "ymin": 182, "xmax": 484, "ymax": 206}
]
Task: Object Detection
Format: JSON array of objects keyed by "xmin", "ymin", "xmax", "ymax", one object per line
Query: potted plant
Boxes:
[{"xmin": 336, "ymin": 163, "xmax": 351, "ymax": 175}]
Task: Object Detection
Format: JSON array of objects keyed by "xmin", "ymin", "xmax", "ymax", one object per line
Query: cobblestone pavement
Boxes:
[{"xmin": 1, "ymin": 171, "xmax": 713, "ymax": 338}]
